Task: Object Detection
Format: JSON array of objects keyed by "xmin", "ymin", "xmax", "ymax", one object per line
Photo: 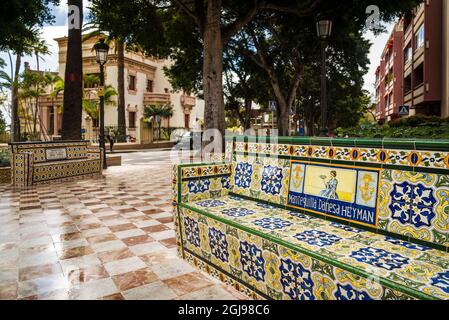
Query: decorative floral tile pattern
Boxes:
[
  {"xmin": 11, "ymin": 142, "xmax": 102, "ymax": 187},
  {"xmin": 253, "ymin": 218, "xmax": 292, "ymax": 231},
  {"xmin": 209, "ymin": 228, "xmax": 229, "ymax": 263},
  {"xmin": 379, "ymin": 170, "xmax": 449, "ymax": 246},
  {"xmin": 294, "ymin": 230, "xmax": 342, "ymax": 248},
  {"xmin": 239, "ymin": 241, "xmax": 266, "ymax": 282},
  {"xmin": 233, "ymin": 142, "xmax": 449, "ymax": 170},
  {"xmin": 180, "ymin": 196, "xmax": 449, "ymax": 299},
  {"xmin": 230, "ymin": 155, "xmax": 290, "ymax": 206},
  {"xmin": 234, "ymin": 163, "xmax": 253, "ymax": 189},
  {"xmin": 179, "ymin": 206, "xmax": 423, "ymax": 300}
]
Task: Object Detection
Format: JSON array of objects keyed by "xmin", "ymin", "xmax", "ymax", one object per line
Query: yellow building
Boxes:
[{"xmin": 37, "ymin": 35, "xmax": 201, "ymax": 143}]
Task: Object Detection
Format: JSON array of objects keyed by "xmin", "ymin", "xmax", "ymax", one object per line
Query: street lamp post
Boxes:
[
  {"xmin": 94, "ymin": 38, "xmax": 109, "ymax": 169},
  {"xmin": 316, "ymin": 18, "xmax": 333, "ymax": 137}
]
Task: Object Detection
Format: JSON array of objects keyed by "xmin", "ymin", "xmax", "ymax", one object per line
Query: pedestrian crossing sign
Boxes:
[{"xmin": 399, "ymin": 105, "xmax": 409, "ymax": 116}]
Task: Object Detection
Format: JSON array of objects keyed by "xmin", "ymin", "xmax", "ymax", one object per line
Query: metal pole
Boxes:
[
  {"xmin": 99, "ymin": 63, "xmax": 107, "ymax": 169},
  {"xmin": 320, "ymin": 39, "xmax": 328, "ymax": 137}
]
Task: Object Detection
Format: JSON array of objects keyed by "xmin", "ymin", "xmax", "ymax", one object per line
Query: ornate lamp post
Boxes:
[
  {"xmin": 93, "ymin": 38, "xmax": 109, "ymax": 169},
  {"xmin": 316, "ymin": 17, "xmax": 333, "ymax": 137}
]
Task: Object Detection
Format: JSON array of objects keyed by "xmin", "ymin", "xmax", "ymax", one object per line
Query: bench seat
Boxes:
[
  {"xmin": 180, "ymin": 195, "xmax": 449, "ymax": 300},
  {"xmin": 10, "ymin": 141, "xmax": 103, "ymax": 187}
]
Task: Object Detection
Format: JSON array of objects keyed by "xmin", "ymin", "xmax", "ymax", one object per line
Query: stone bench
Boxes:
[
  {"xmin": 10, "ymin": 141, "xmax": 103, "ymax": 188},
  {"xmin": 173, "ymin": 136, "xmax": 449, "ymax": 300}
]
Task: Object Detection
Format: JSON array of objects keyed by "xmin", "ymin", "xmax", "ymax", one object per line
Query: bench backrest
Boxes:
[
  {"xmin": 225, "ymin": 136, "xmax": 449, "ymax": 249},
  {"xmin": 10, "ymin": 141, "xmax": 90, "ymax": 163}
]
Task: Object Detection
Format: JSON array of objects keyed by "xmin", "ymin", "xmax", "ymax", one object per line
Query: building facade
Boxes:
[
  {"xmin": 443, "ymin": 0, "xmax": 449, "ymax": 117},
  {"xmin": 38, "ymin": 36, "xmax": 201, "ymax": 143},
  {"xmin": 375, "ymin": 0, "xmax": 447, "ymax": 121},
  {"xmin": 375, "ymin": 22, "xmax": 404, "ymax": 121}
]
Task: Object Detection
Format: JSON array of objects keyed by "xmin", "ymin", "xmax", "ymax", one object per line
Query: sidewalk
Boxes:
[
  {"xmin": 0, "ymin": 163, "xmax": 246, "ymax": 300},
  {"xmin": 93, "ymin": 141, "xmax": 175, "ymax": 151}
]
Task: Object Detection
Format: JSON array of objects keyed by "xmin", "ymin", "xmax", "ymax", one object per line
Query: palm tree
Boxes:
[
  {"xmin": 52, "ymin": 76, "xmax": 118, "ymax": 136},
  {"xmin": 62, "ymin": 0, "xmax": 83, "ymax": 140},
  {"xmin": 18, "ymin": 71, "xmax": 47, "ymax": 139},
  {"xmin": 144, "ymin": 103, "xmax": 174, "ymax": 141},
  {"xmin": 83, "ymin": 23, "xmax": 126, "ymax": 142}
]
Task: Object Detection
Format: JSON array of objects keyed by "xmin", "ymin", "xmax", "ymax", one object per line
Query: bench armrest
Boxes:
[{"xmin": 173, "ymin": 162, "xmax": 232, "ymax": 205}]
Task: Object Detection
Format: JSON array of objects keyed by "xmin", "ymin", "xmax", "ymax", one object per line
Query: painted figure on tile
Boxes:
[
  {"xmin": 292, "ymin": 165, "xmax": 303, "ymax": 190},
  {"xmin": 319, "ymin": 171, "xmax": 339, "ymax": 200},
  {"xmin": 359, "ymin": 173, "xmax": 375, "ymax": 204}
]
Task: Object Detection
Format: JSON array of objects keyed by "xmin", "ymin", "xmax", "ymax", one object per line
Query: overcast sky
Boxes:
[{"xmin": 0, "ymin": 3, "xmax": 393, "ymax": 107}]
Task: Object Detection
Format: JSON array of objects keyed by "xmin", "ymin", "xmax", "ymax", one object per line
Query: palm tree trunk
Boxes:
[
  {"xmin": 11, "ymin": 54, "xmax": 21, "ymax": 142},
  {"xmin": 116, "ymin": 39, "xmax": 126, "ymax": 142},
  {"xmin": 34, "ymin": 53, "xmax": 40, "ymax": 138},
  {"xmin": 62, "ymin": 0, "xmax": 83, "ymax": 140}
]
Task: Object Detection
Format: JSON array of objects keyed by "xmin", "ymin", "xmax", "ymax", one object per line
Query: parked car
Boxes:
[
  {"xmin": 174, "ymin": 131, "xmax": 203, "ymax": 151},
  {"xmin": 170, "ymin": 128, "xmax": 188, "ymax": 143}
]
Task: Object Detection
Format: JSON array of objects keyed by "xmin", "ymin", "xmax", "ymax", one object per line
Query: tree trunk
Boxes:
[
  {"xmin": 203, "ymin": 0, "xmax": 225, "ymax": 141},
  {"xmin": 276, "ymin": 99, "xmax": 289, "ymax": 136},
  {"xmin": 243, "ymin": 98, "xmax": 252, "ymax": 130},
  {"xmin": 116, "ymin": 39, "xmax": 126, "ymax": 142},
  {"xmin": 62, "ymin": 0, "xmax": 83, "ymax": 140},
  {"xmin": 11, "ymin": 54, "xmax": 21, "ymax": 142},
  {"xmin": 34, "ymin": 54, "xmax": 39, "ymax": 138}
]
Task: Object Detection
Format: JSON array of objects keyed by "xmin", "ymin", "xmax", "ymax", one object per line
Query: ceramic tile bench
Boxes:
[
  {"xmin": 10, "ymin": 141, "xmax": 103, "ymax": 188},
  {"xmin": 173, "ymin": 136, "xmax": 449, "ymax": 300}
]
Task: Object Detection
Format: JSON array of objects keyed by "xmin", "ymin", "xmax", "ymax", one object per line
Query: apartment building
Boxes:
[
  {"xmin": 38, "ymin": 35, "xmax": 201, "ymax": 143},
  {"xmin": 375, "ymin": 0, "xmax": 447, "ymax": 121},
  {"xmin": 443, "ymin": 0, "xmax": 449, "ymax": 117},
  {"xmin": 375, "ymin": 22, "xmax": 404, "ymax": 121}
]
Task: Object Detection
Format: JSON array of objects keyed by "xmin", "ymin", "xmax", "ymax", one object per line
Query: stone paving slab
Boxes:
[{"xmin": 0, "ymin": 163, "xmax": 246, "ymax": 300}]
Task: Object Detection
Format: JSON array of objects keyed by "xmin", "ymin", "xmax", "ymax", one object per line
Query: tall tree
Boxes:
[
  {"xmin": 83, "ymin": 19, "xmax": 127, "ymax": 142},
  {"xmin": 0, "ymin": 0, "xmax": 59, "ymax": 51},
  {"xmin": 87, "ymin": 1, "xmax": 166, "ymax": 142},
  {"xmin": 62, "ymin": 0, "xmax": 83, "ymax": 140},
  {"xmin": 88, "ymin": 0, "xmax": 422, "ymax": 138},
  {"xmin": 0, "ymin": 0, "xmax": 58, "ymax": 141},
  {"xmin": 116, "ymin": 38, "xmax": 126, "ymax": 142}
]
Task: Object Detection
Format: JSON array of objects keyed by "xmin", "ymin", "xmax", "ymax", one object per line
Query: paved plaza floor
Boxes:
[{"xmin": 0, "ymin": 150, "xmax": 246, "ymax": 300}]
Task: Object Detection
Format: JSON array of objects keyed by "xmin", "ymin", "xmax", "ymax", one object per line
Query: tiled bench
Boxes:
[
  {"xmin": 10, "ymin": 141, "xmax": 103, "ymax": 188},
  {"xmin": 173, "ymin": 136, "xmax": 449, "ymax": 300}
]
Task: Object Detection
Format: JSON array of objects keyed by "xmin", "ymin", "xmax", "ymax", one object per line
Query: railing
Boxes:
[{"xmin": 82, "ymin": 125, "xmax": 133, "ymax": 143}]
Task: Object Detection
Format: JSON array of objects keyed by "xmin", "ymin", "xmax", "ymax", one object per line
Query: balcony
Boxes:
[
  {"xmin": 143, "ymin": 92, "xmax": 171, "ymax": 105},
  {"xmin": 83, "ymin": 88, "xmax": 100, "ymax": 101},
  {"xmin": 181, "ymin": 95, "xmax": 196, "ymax": 107},
  {"xmin": 38, "ymin": 93, "xmax": 63, "ymax": 107}
]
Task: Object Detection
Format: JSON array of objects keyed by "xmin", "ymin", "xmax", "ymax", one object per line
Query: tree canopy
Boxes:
[
  {"xmin": 88, "ymin": 0, "xmax": 422, "ymax": 136},
  {"xmin": 0, "ymin": 0, "xmax": 59, "ymax": 52}
]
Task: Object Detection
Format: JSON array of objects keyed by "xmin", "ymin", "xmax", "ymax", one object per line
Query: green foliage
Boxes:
[
  {"xmin": 0, "ymin": 148, "xmax": 11, "ymax": 167},
  {"xmin": 335, "ymin": 116, "xmax": 449, "ymax": 139},
  {"xmin": 143, "ymin": 103, "xmax": 174, "ymax": 121},
  {"xmin": 0, "ymin": 109, "xmax": 6, "ymax": 134},
  {"xmin": 86, "ymin": 0, "xmax": 422, "ymax": 135},
  {"xmin": 143, "ymin": 103, "xmax": 174, "ymax": 141},
  {"xmin": 0, "ymin": 0, "xmax": 59, "ymax": 52}
]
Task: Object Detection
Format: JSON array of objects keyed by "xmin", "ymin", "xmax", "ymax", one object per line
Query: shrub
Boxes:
[
  {"xmin": 335, "ymin": 116, "xmax": 449, "ymax": 139},
  {"xmin": 0, "ymin": 148, "xmax": 11, "ymax": 167}
]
